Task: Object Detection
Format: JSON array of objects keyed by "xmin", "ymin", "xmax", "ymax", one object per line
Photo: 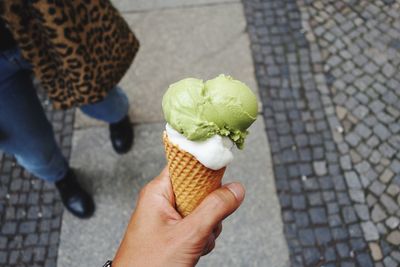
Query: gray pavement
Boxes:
[
  {"xmin": 300, "ymin": 1, "xmax": 400, "ymax": 265},
  {"xmin": 244, "ymin": 0, "xmax": 400, "ymax": 266},
  {"xmin": 58, "ymin": 1, "xmax": 289, "ymax": 266}
]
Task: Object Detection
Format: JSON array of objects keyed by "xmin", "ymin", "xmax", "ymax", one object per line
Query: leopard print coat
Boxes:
[{"xmin": 1, "ymin": 0, "xmax": 139, "ymax": 109}]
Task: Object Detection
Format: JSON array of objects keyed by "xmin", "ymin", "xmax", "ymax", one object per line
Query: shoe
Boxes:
[
  {"xmin": 109, "ymin": 115, "xmax": 133, "ymax": 154},
  {"xmin": 55, "ymin": 169, "xmax": 95, "ymax": 219}
]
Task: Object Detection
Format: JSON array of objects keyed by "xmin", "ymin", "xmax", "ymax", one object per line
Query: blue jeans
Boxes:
[{"xmin": 0, "ymin": 48, "xmax": 129, "ymax": 182}]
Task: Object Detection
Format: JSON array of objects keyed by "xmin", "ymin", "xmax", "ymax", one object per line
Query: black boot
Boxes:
[
  {"xmin": 109, "ymin": 115, "xmax": 133, "ymax": 154},
  {"xmin": 55, "ymin": 169, "xmax": 95, "ymax": 219}
]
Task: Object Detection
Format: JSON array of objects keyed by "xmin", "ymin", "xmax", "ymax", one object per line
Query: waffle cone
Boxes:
[{"xmin": 163, "ymin": 132, "xmax": 226, "ymax": 217}]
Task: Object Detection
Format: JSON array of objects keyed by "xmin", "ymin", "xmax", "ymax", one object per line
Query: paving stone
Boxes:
[
  {"xmin": 314, "ymin": 227, "xmax": 332, "ymax": 245},
  {"xmin": 380, "ymin": 194, "xmax": 399, "ymax": 214},
  {"xmin": 349, "ymin": 189, "xmax": 365, "ymax": 203},
  {"xmin": 307, "ymin": 192, "xmax": 323, "ymax": 206},
  {"xmin": 324, "ymin": 247, "xmax": 336, "ymax": 262},
  {"xmin": 354, "ymin": 204, "xmax": 369, "ymax": 221},
  {"xmin": 383, "ymin": 63, "xmax": 395, "ymax": 77},
  {"xmin": 377, "ymin": 222, "xmax": 388, "ymax": 235},
  {"xmin": 350, "ymin": 237, "xmax": 366, "ymax": 251},
  {"xmin": 344, "ymin": 171, "xmax": 362, "ymax": 189},
  {"xmin": 380, "ymin": 169, "xmax": 394, "ymax": 183},
  {"xmin": 0, "ymin": 251, "xmax": 7, "ymax": 264},
  {"xmin": 336, "ymin": 242, "xmax": 350, "ymax": 258},
  {"xmin": 386, "ymin": 184, "xmax": 399, "ymax": 197},
  {"xmin": 380, "ymin": 239, "xmax": 393, "ymax": 258},
  {"xmin": 298, "ymin": 229, "xmax": 315, "ymax": 245},
  {"xmin": 294, "ymin": 212, "xmax": 309, "ymax": 227},
  {"xmin": 2, "ymin": 222, "xmax": 17, "ymax": 235},
  {"xmin": 340, "ymin": 262, "xmax": 356, "ymax": 267},
  {"xmin": 390, "ymin": 160, "xmax": 400, "ymax": 173},
  {"xmin": 310, "ymin": 207, "xmax": 328, "ymax": 224},
  {"xmin": 337, "ymin": 191, "xmax": 352, "ymax": 205},
  {"xmin": 327, "ymin": 202, "xmax": 339, "ymax": 215},
  {"xmin": 292, "ymin": 195, "xmax": 306, "ymax": 210},
  {"xmin": 373, "ymin": 124, "xmax": 391, "ymax": 141},
  {"xmin": 352, "ymin": 105, "xmax": 369, "ymax": 119},
  {"xmin": 354, "ymin": 123, "xmax": 372, "ymax": 139},
  {"xmin": 345, "ymin": 133, "xmax": 361, "ymax": 146},
  {"xmin": 390, "ymin": 251, "xmax": 400, "ymax": 263},
  {"xmin": 372, "ymin": 204, "xmax": 387, "ymax": 222},
  {"xmin": 336, "ymin": 106, "xmax": 348, "ymax": 119},
  {"xmin": 386, "ymin": 230, "xmax": 400, "ymax": 245},
  {"xmin": 303, "ymin": 247, "xmax": 321, "ymax": 266},
  {"xmin": 369, "ymin": 242, "xmax": 383, "ymax": 261},
  {"xmin": 370, "ymin": 100, "xmax": 385, "ymax": 114},
  {"xmin": 355, "ymin": 161, "xmax": 371, "ymax": 174},
  {"xmin": 370, "ymin": 180, "xmax": 386, "ymax": 196},
  {"xmin": 342, "ymin": 206, "xmax": 358, "ymax": 224},
  {"xmin": 322, "ymin": 191, "xmax": 335, "ymax": 202},
  {"xmin": 356, "ymin": 252, "xmax": 374, "ymax": 267},
  {"xmin": 367, "ymin": 136, "xmax": 380, "ymax": 148},
  {"xmin": 383, "ymin": 256, "xmax": 398, "ymax": 267},
  {"xmin": 385, "ymin": 217, "xmax": 400, "ymax": 229},
  {"xmin": 361, "ymin": 222, "xmax": 379, "ymax": 241}
]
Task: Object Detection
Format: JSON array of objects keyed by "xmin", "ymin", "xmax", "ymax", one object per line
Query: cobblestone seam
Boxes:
[
  {"xmin": 243, "ymin": 0, "xmax": 374, "ymax": 266},
  {"xmin": 0, "ymin": 90, "xmax": 74, "ymax": 267},
  {"xmin": 298, "ymin": 0, "xmax": 400, "ymax": 266}
]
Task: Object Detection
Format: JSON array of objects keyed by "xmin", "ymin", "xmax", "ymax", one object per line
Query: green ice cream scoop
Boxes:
[{"xmin": 162, "ymin": 74, "xmax": 258, "ymax": 149}]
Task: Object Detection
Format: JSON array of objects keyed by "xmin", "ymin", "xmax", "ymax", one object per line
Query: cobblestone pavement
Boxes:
[
  {"xmin": 0, "ymin": 89, "xmax": 73, "ymax": 266},
  {"xmin": 243, "ymin": 0, "xmax": 399, "ymax": 266}
]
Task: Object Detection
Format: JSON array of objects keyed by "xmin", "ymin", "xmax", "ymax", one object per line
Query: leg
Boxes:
[
  {"xmin": 0, "ymin": 49, "xmax": 94, "ymax": 218},
  {"xmin": 80, "ymin": 86, "xmax": 129, "ymax": 123},
  {"xmin": 0, "ymin": 70, "xmax": 68, "ymax": 182},
  {"xmin": 80, "ymin": 86, "xmax": 133, "ymax": 154}
]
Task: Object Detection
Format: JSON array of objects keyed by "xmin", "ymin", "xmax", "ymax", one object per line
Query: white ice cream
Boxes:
[{"xmin": 165, "ymin": 124, "xmax": 234, "ymax": 170}]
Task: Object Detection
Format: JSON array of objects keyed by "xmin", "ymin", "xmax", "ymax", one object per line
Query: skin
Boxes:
[{"xmin": 113, "ymin": 167, "xmax": 245, "ymax": 267}]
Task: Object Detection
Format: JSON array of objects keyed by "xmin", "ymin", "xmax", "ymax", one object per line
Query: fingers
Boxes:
[
  {"xmin": 202, "ymin": 223, "xmax": 222, "ymax": 256},
  {"xmin": 158, "ymin": 166, "xmax": 169, "ymax": 179},
  {"xmin": 202, "ymin": 234, "xmax": 216, "ymax": 256},
  {"xmin": 186, "ymin": 182, "xmax": 245, "ymax": 237},
  {"xmin": 140, "ymin": 166, "xmax": 174, "ymax": 203},
  {"xmin": 135, "ymin": 166, "xmax": 181, "ymax": 221},
  {"xmin": 214, "ymin": 223, "xmax": 222, "ymax": 239}
]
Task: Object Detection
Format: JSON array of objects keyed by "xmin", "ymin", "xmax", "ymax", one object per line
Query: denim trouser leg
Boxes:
[
  {"xmin": 80, "ymin": 86, "xmax": 129, "ymax": 124},
  {"xmin": 0, "ymin": 70, "xmax": 69, "ymax": 182},
  {"xmin": 0, "ymin": 47, "xmax": 130, "ymax": 182}
]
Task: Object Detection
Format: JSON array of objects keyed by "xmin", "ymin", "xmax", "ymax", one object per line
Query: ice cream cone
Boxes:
[{"xmin": 163, "ymin": 132, "xmax": 226, "ymax": 217}]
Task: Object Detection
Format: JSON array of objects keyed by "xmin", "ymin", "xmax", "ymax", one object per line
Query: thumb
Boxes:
[{"xmin": 185, "ymin": 183, "xmax": 245, "ymax": 236}]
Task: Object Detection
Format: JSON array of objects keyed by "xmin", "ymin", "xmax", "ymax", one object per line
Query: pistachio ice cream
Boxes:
[
  {"xmin": 162, "ymin": 74, "xmax": 258, "ymax": 170},
  {"xmin": 162, "ymin": 74, "xmax": 258, "ymax": 149}
]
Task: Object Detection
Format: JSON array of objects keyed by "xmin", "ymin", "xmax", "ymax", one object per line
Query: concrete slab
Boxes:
[
  {"xmin": 58, "ymin": 124, "xmax": 166, "ymax": 267},
  {"xmin": 57, "ymin": 118, "xmax": 289, "ymax": 266},
  {"xmin": 74, "ymin": 3, "xmax": 258, "ymax": 128},
  {"xmin": 112, "ymin": 0, "xmax": 239, "ymax": 13}
]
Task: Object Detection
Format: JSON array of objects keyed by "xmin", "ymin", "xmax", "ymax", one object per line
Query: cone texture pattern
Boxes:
[{"xmin": 163, "ymin": 132, "xmax": 226, "ymax": 217}]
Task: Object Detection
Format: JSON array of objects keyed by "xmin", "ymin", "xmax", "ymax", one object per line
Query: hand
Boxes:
[{"xmin": 113, "ymin": 167, "xmax": 245, "ymax": 267}]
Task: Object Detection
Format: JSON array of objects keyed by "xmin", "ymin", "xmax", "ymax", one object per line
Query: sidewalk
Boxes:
[
  {"xmin": 244, "ymin": 0, "xmax": 400, "ymax": 266},
  {"xmin": 57, "ymin": 1, "xmax": 289, "ymax": 266}
]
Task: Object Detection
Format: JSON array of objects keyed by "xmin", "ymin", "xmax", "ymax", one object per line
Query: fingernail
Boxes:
[{"xmin": 226, "ymin": 183, "xmax": 245, "ymax": 203}]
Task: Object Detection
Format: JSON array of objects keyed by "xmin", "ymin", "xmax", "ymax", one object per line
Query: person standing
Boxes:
[{"xmin": 0, "ymin": 0, "xmax": 139, "ymax": 218}]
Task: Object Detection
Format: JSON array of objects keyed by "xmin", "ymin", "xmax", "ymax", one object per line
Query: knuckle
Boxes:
[
  {"xmin": 209, "ymin": 188, "xmax": 234, "ymax": 208},
  {"xmin": 138, "ymin": 184, "xmax": 151, "ymax": 199}
]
